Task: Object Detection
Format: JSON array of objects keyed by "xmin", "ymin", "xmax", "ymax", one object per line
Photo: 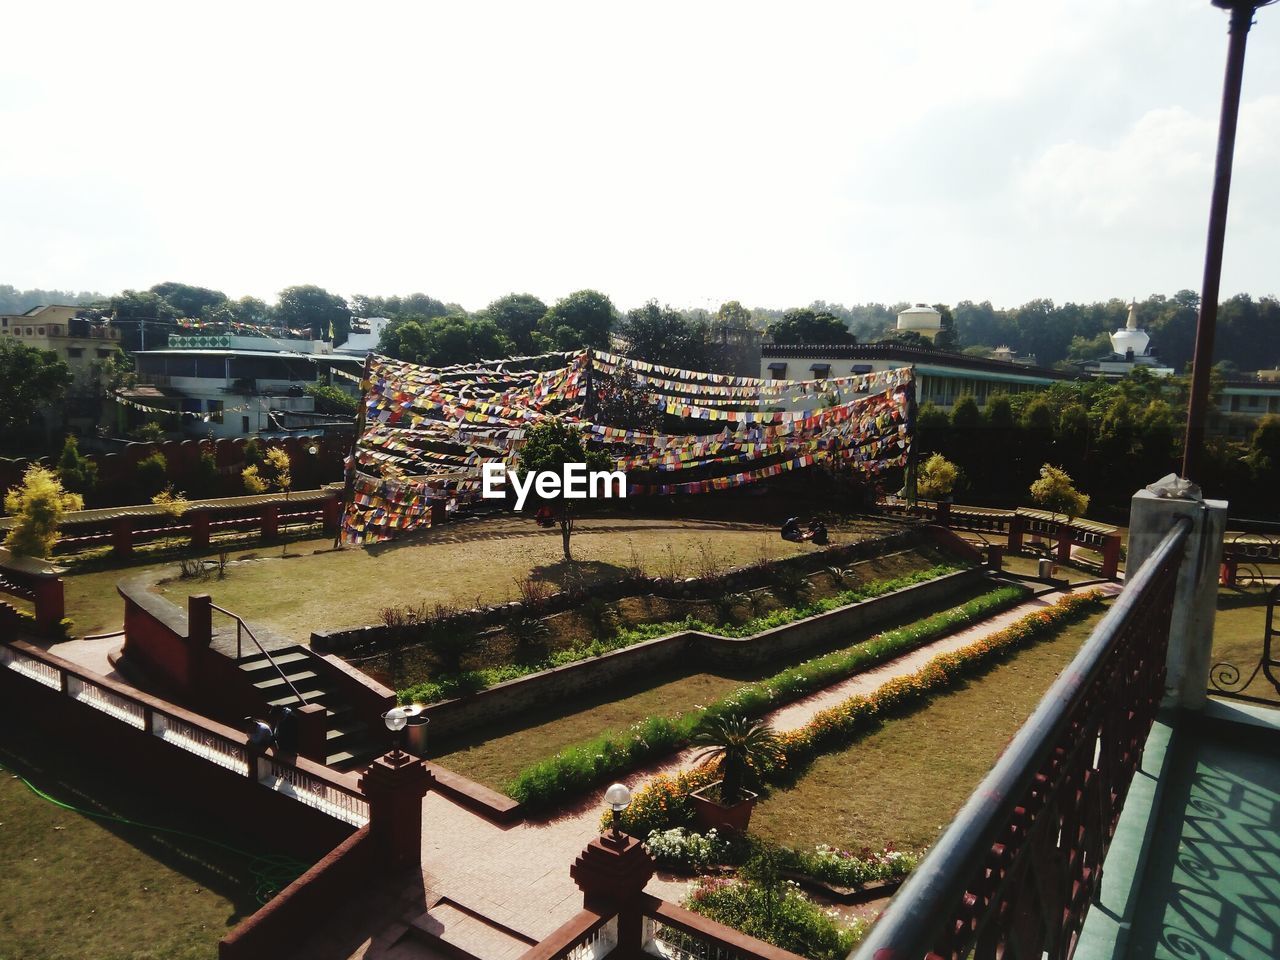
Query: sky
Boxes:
[{"xmin": 3, "ymin": 0, "xmax": 1278, "ymax": 313}]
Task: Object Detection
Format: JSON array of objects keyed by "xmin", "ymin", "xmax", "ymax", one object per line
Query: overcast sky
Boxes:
[{"xmin": 3, "ymin": 0, "xmax": 1278, "ymax": 313}]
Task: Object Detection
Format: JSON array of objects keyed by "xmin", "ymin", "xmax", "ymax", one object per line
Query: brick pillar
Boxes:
[
  {"xmin": 187, "ymin": 594, "xmax": 213, "ymax": 648},
  {"xmin": 936, "ymin": 501, "xmax": 950, "ymax": 526},
  {"xmin": 189, "ymin": 511, "xmax": 211, "ymax": 550},
  {"xmin": 570, "ymin": 833, "xmax": 657, "ymax": 960},
  {"xmin": 112, "ymin": 518, "xmax": 134, "ymax": 557},
  {"xmin": 1219, "ymin": 557, "xmax": 1238, "ymax": 587},
  {"xmin": 321, "ymin": 496, "xmax": 341, "ymax": 536},
  {"xmin": 986, "ymin": 545, "xmax": 1004, "ymax": 572},
  {"xmin": 261, "ymin": 504, "xmax": 279, "ymax": 539},
  {"xmin": 32, "ymin": 576, "xmax": 65, "ymax": 634},
  {"xmin": 358, "ymin": 752, "xmax": 433, "ymax": 870},
  {"xmin": 1008, "ymin": 514, "xmax": 1024, "ymax": 553},
  {"xmin": 1056, "ymin": 524, "xmax": 1074, "ymax": 563},
  {"xmin": 1101, "ymin": 534, "xmax": 1122, "ymax": 580},
  {"xmin": 294, "ymin": 703, "xmax": 329, "ymax": 763}
]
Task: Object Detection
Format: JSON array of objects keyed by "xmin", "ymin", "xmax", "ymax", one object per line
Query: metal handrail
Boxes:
[
  {"xmin": 209, "ymin": 603, "xmax": 307, "ymax": 706},
  {"xmin": 853, "ymin": 515, "xmax": 1192, "ymax": 959}
]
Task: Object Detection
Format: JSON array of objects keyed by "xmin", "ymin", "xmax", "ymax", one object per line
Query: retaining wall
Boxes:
[{"xmin": 420, "ymin": 567, "xmax": 986, "ymax": 740}]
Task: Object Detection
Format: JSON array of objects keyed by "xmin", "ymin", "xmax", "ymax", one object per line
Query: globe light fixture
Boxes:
[
  {"xmin": 383, "ymin": 706, "xmax": 408, "ymax": 757},
  {"xmin": 604, "ymin": 782, "xmax": 631, "ymax": 839}
]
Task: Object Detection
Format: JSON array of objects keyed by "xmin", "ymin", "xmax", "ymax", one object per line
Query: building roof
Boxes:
[
  {"xmin": 761, "ymin": 341, "xmax": 1075, "ymax": 381},
  {"xmin": 136, "ymin": 348, "xmax": 362, "ymax": 363}
]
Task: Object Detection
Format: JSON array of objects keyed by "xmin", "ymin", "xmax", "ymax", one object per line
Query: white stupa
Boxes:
[{"xmin": 1109, "ymin": 300, "xmax": 1150, "ymax": 359}]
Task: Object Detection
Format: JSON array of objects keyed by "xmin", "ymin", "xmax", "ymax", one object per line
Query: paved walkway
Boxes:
[{"xmin": 330, "ymin": 580, "xmax": 1120, "ymax": 960}]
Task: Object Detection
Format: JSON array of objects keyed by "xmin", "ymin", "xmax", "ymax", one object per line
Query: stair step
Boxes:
[
  {"xmin": 410, "ymin": 898, "xmax": 537, "ymax": 960},
  {"xmin": 251, "ymin": 670, "xmax": 321, "ymax": 692},
  {"xmin": 325, "ymin": 746, "xmax": 375, "ymax": 767},
  {"xmin": 326, "ymin": 720, "xmax": 368, "ymax": 741},
  {"xmin": 267, "ymin": 688, "xmax": 333, "ymax": 709},
  {"xmin": 237, "ymin": 649, "xmax": 313, "ymax": 674}
]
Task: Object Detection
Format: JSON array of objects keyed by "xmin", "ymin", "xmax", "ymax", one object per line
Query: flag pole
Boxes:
[{"xmin": 334, "ymin": 352, "xmax": 374, "ymax": 549}]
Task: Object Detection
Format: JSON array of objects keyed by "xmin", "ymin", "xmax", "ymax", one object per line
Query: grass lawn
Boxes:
[
  {"xmin": 748, "ymin": 606, "xmax": 1109, "ymax": 853},
  {"xmin": 61, "ymin": 514, "xmax": 899, "ymax": 643},
  {"xmin": 428, "ymin": 582, "xmax": 995, "ymax": 789},
  {"xmin": 1210, "ymin": 585, "xmax": 1278, "ymax": 704},
  {"xmin": 0, "ymin": 730, "xmax": 275, "ymax": 960}
]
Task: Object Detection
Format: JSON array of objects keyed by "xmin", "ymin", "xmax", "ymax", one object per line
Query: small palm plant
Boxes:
[
  {"xmin": 710, "ymin": 592, "xmax": 747, "ymax": 626},
  {"xmin": 690, "ymin": 713, "xmax": 779, "ymax": 805}
]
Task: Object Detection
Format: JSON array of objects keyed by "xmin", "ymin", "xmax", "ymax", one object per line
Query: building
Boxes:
[
  {"xmin": 896, "ymin": 303, "xmax": 942, "ymax": 340},
  {"xmin": 125, "ymin": 333, "xmax": 362, "ymax": 438},
  {"xmin": 761, "ymin": 341, "xmax": 1075, "ymax": 410},
  {"xmin": 1078, "ymin": 301, "xmax": 1176, "ymax": 380},
  {"xmin": 335, "ymin": 317, "xmax": 390, "ymax": 356},
  {"xmin": 1212, "ymin": 375, "xmax": 1280, "ymax": 439}
]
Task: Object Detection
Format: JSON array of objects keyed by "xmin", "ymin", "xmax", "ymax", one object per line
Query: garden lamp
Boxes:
[
  {"xmin": 383, "ymin": 706, "xmax": 408, "ymax": 758},
  {"xmin": 604, "ymin": 782, "xmax": 631, "ymax": 839}
]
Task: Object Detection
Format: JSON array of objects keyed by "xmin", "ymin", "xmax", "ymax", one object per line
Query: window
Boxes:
[
  {"xmin": 767, "ymin": 362, "xmax": 788, "ymax": 380},
  {"xmin": 207, "ymin": 400, "xmax": 224, "ymax": 424},
  {"xmin": 66, "ymin": 347, "xmax": 84, "ymax": 358},
  {"xmin": 96, "ymin": 348, "xmax": 113, "ymax": 358},
  {"xmin": 810, "ymin": 364, "xmax": 831, "ymax": 379},
  {"xmin": 1247, "ymin": 395, "xmax": 1260, "ymax": 408},
  {"xmin": 242, "ymin": 415, "xmax": 251, "ymax": 433},
  {"xmin": 37, "ymin": 327, "xmax": 45, "ymax": 335},
  {"xmin": 851, "ymin": 364, "xmax": 873, "ymax": 374},
  {"xmin": 1230, "ymin": 396, "xmax": 1241, "ymax": 411},
  {"xmin": 25, "ymin": 327, "xmax": 33, "ymax": 335}
]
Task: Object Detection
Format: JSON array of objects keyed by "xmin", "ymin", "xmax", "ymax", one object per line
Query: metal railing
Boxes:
[
  {"xmin": 853, "ymin": 516, "xmax": 1191, "ymax": 960},
  {"xmin": 210, "ymin": 603, "xmax": 307, "ymax": 705}
]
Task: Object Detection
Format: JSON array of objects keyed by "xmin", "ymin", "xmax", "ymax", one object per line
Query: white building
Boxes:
[
  {"xmin": 1079, "ymin": 301, "xmax": 1175, "ymax": 380},
  {"xmin": 336, "ymin": 317, "xmax": 390, "ymax": 356},
  {"xmin": 895, "ymin": 304, "xmax": 942, "ymax": 340}
]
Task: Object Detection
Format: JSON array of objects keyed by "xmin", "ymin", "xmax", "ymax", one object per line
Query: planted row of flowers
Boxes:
[
  {"xmin": 614, "ymin": 589, "xmax": 1107, "ymax": 837},
  {"xmin": 397, "ymin": 563, "xmax": 963, "ymax": 705},
  {"xmin": 506, "ymin": 584, "xmax": 1029, "ymax": 808}
]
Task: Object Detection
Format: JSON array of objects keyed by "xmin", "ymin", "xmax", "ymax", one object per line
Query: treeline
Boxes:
[
  {"xmin": 914, "ymin": 370, "xmax": 1280, "ymax": 518},
  {"xmin": 8, "ymin": 281, "xmax": 1280, "ymax": 374}
]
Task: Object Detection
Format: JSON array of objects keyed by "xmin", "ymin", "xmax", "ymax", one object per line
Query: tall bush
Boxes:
[{"xmin": 4, "ymin": 465, "xmax": 83, "ymax": 557}]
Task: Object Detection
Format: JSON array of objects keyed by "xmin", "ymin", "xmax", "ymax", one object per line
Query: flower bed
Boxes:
[
  {"xmin": 614, "ymin": 590, "xmax": 1107, "ymax": 837},
  {"xmin": 684, "ymin": 877, "xmax": 863, "ymax": 960},
  {"xmin": 397, "ymin": 563, "xmax": 964, "ymax": 705},
  {"xmin": 506, "ymin": 584, "xmax": 1028, "ymax": 808}
]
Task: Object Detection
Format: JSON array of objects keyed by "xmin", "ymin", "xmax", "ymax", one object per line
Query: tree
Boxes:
[
  {"xmin": 56, "ymin": 435, "xmax": 98, "ymax": 496},
  {"xmin": 242, "ymin": 465, "xmax": 267, "ymax": 494},
  {"xmin": 1030, "ymin": 464, "xmax": 1090, "ymax": 554},
  {"xmin": 933, "ymin": 303, "xmax": 958, "ymax": 351},
  {"xmin": 151, "ymin": 484, "xmax": 189, "ymax": 523},
  {"xmin": 109, "ymin": 289, "xmax": 179, "ymax": 351},
  {"xmin": 378, "ymin": 315, "xmax": 514, "ymax": 367},
  {"xmin": 984, "ymin": 394, "xmax": 1014, "ymax": 429},
  {"xmin": 538, "ymin": 290, "xmax": 615, "ymax": 351},
  {"xmin": 304, "ymin": 383, "xmax": 358, "ymax": 415},
  {"xmin": 595, "ymin": 364, "xmax": 664, "ymax": 432},
  {"xmin": 516, "ymin": 418, "xmax": 614, "ymax": 561},
  {"xmin": 150, "ymin": 282, "xmax": 227, "ymax": 319},
  {"xmin": 480, "ymin": 293, "xmax": 548, "ymax": 354},
  {"xmin": 261, "ymin": 448, "xmax": 292, "ymax": 496},
  {"xmin": 136, "ymin": 452, "xmax": 169, "ymax": 499},
  {"xmin": 888, "ymin": 330, "xmax": 934, "ymax": 350},
  {"xmin": 276, "ymin": 285, "xmax": 350, "ymax": 343},
  {"xmin": 4, "ymin": 466, "xmax": 83, "ymax": 558},
  {"xmin": 715, "ymin": 300, "xmax": 753, "ymax": 328},
  {"xmin": 618, "ymin": 301, "xmax": 706, "ymax": 368},
  {"xmin": 689, "ymin": 713, "xmax": 779, "ymax": 804},
  {"xmin": 0, "ymin": 341, "xmax": 73, "ymax": 434},
  {"xmin": 764, "ymin": 309, "xmax": 853, "ymax": 344},
  {"xmin": 916, "ymin": 453, "xmax": 959, "ymax": 501},
  {"xmin": 950, "ymin": 395, "xmax": 981, "ymax": 430},
  {"xmin": 1244, "ymin": 414, "xmax": 1280, "ymax": 480}
]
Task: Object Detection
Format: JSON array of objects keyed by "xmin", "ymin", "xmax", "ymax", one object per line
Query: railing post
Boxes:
[
  {"xmin": 1101, "ymin": 533, "xmax": 1122, "ymax": 580},
  {"xmin": 1056, "ymin": 523, "xmax": 1074, "ymax": 564},
  {"xmin": 321, "ymin": 495, "xmax": 341, "ymax": 536},
  {"xmin": 936, "ymin": 501, "xmax": 950, "ymax": 526},
  {"xmin": 357, "ymin": 751, "xmax": 433, "ymax": 871},
  {"xmin": 188, "ymin": 594, "xmax": 213, "ymax": 649},
  {"xmin": 112, "ymin": 518, "xmax": 134, "ymax": 558},
  {"xmin": 294, "ymin": 703, "xmax": 329, "ymax": 763},
  {"xmin": 569, "ymin": 832, "xmax": 656, "ymax": 960},
  {"xmin": 261, "ymin": 504, "xmax": 280, "ymax": 539},
  {"xmin": 189, "ymin": 510, "xmax": 211, "ymax": 550},
  {"xmin": 1128, "ymin": 488, "xmax": 1228, "ymax": 710},
  {"xmin": 1008, "ymin": 514, "xmax": 1024, "ymax": 553},
  {"xmin": 32, "ymin": 576, "xmax": 65, "ymax": 635}
]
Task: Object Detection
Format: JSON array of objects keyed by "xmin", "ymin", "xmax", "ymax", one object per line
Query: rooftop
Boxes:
[{"xmin": 762, "ymin": 341, "xmax": 1076, "ymax": 380}]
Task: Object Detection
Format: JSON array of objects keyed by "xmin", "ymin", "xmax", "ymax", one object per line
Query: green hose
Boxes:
[{"xmin": 9, "ymin": 769, "xmax": 309, "ymax": 904}]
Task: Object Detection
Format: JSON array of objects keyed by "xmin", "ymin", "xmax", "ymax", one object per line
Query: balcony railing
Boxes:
[{"xmin": 853, "ymin": 516, "xmax": 1191, "ymax": 960}]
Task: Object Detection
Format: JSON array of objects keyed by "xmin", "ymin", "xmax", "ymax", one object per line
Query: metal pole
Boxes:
[
  {"xmin": 1183, "ymin": 1, "xmax": 1261, "ymax": 482},
  {"xmin": 333, "ymin": 353, "xmax": 374, "ymax": 549}
]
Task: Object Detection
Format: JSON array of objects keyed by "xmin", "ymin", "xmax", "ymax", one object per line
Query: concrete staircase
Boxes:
[{"xmin": 236, "ymin": 644, "xmax": 381, "ymax": 770}]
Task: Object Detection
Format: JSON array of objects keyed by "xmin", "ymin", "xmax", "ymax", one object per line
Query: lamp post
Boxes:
[
  {"xmin": 604, "ymin": 782, "xmax": 632, "ymax": 841},
  {"xmin": 1182, "ymin": 0, "xmax": 1276, "ymax": 483}
]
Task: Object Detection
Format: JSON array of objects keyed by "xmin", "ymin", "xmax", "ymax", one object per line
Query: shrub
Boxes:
[
  {"xmin": 136, "ymin": 452, "xmax": 169, "ymax": 499},
  {"xmin": 684, "ymin": 877, "xmax": 861, "ymax": 960},
  {"xmin": 769, "ymin": 567, "xmax": 813, "ymax": 607},
  {"xmin": 515, "ymin": 576, "xmax": 556, "ymax": 609},
  {"xmin": 710, "ymin": 592, "xmax": 745, "ymax": 626},
  {"xmin": 508, "ymin": 615, "xmax": 551, "ymax": 651},
  {"xmin": 579, "ymin": 596, "xmax": 618, "ymax": 637},
  {"xmin": 3, "ymin": 466, "xmax": 83, "ymax": 558},
  {"xmin": 644, "ymin": 828, "xmax": 733, "ymax": 873},
  {"xmin": 788, "ymin": 844, "xmax": 918, "ymax": 888}
]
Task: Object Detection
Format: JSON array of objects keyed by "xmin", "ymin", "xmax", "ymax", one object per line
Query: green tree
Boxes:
[
  {"xmin": 764, "ymin": 308, "xmax": 853, "ymax": 344},
  {"xmin": 1030, "ymin": 464, "xmax": 1090, "ymax": 554},
  {"xmin": 516, "ymin": 418, "xmax": 614, "ymax": 560},
  {"xmin": 480, "ymin": 293, "xmax": 548, "ymax": 354},
  {"xmin": 715, "ymin": 300, "xmax": 753, "ymax": 328},
  {"xmin": 378, "ymin": 315, "xmax": 514, "ymax": 366},
  {"xmin": 933, "ymin": 303, "xmax": 958, "ymax": 351},
  {"xmin": 136, "ymin": 452, "xmax": 169, "ymax": 499},
  {"xmin": 984, "ymin": 394, "xmax": 1014, "ymax": 429},
  {"xmin": 150, "ymin": 282, "xmax": 227, "ymax": 319},
  {"xmin": 1244, "ymin": 414, "xmax": 1280, "ymax": 480},
  {"xmin": 276, "ymin": 285, "xmax": 350, "ymax": 343},
  {"xmin": 4, "ymin": 465, "xmax": 83, "ymax": 558},
  {"xmin": 304, "ymin": 383, "xmax": 358, "ymax": 415},
  {"xmin": 916, "ymin": 453, "xmax": 959, "ymax": 501},
  {"xmin": 538, "ymin": 289, "xmax": 616, "ymax": 351},
  {"xmin": 0, "ymin": 341, "xmax": 73, "ymax": 434},
  {"xmin": 595, "ymin": 364, "xmax": 664, "ymax": 432},
  {"xmin": 108, "ymin": 290, "xmax": 179, "ymax": 351},
  {"xmin": 950, "ymin": 395, "xmax": 981, "ymax": 430},
  {"xmin": 618, "ymin": 301, "xmax": 706, "ymax": 368},
  {"xmin": 56, "ymin": 435, "xmax": 98, "ymax": 496}
]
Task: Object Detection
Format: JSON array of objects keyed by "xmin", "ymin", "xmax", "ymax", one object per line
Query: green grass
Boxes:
[
  {"xmin": 59, "ymin": 515, "xmax": 895, "ymax": 642},
  {"xmin": 0, "ymin": 730, "xmax": 284, "ymax": 960},
  {"xmin": 748, "ymin": 607, "xmax": 1109, "ymax": 853}
]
